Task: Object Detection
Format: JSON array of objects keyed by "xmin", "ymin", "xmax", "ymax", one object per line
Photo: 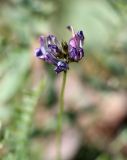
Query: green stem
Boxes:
[{"xmin": 57, "ymin": 71, "xmax": 67, "ymax": 160}]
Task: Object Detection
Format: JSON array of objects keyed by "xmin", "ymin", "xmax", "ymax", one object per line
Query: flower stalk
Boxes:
[{"xmin": 57, "ymin": 71, "xmax": 67, "ymax": 160}]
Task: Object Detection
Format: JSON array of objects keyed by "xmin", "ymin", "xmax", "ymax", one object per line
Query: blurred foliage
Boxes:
[{"xmin": 0, "ymin": 0, "xmax": 127, "ymax": 160}]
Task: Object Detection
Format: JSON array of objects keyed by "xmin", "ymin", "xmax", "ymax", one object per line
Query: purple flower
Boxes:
[
  {"xmin": 35, "ymin": 26, "xmax": 85, "ymax": 73},
  {"xmin": 35, "ymin": 35, "xmax": 69, "ymax": 74},
  {"xmin": 67, "ymin": 26, "xmax": 84, "ymax": 62},
  {"xmin": 47, "ymin": 35, "xmax": 62, "ymax": 56}
]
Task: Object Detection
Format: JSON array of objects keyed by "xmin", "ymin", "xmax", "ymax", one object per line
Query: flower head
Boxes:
[
  {"xmin": 35, "ymin": 26, "xmax": 85, "ymax": 74},
  {"xmin": 67, "ymin": 26, "xmax": 84, "ymax": 62}
]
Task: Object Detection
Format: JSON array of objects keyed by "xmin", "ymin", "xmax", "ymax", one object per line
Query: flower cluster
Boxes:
[{"xmin": 35, "ymin": 26, "xmax": 85, "ymax": 74}]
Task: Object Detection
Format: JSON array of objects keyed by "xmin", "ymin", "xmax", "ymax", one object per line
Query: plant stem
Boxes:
[{"xmin": 57, "ymin": 71, "xmax": 67, "ymax": 160}]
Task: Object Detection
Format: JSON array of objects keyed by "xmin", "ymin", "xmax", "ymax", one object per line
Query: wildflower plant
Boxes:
[{"xmin": 35, "ymin": 26, "xmax": 85, "ymax": 160}]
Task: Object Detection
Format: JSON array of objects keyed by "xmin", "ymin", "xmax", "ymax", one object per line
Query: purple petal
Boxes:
[
  {"xmin": 40, "ymin": 36, "xmax": 45, "ymax": 46},
  {"xmin": 35, "ymin": 48, "xmax": 43, "ymax": 57},
  {"xmin": 48, "ymin": 44, "xmax": 60, "ymax": 53},
  {"xmin": 54, "ymin": 61, "xmax": 69, "ymax": 74},
  {"xmin": 47, "ymin": 35, "xmax": 60, "ymax": 46},
  {"xmin": 79, "ymin": 48, "xmax": 84, "ymax": 59},
  {"xmin": 46, "ymin": 53, "xmax": 58, "ymax": 65},
  {"xmin": 69, "ymin": 38, "xmax": 77, "ymax": 48},
  {"xmin": 77, "ymin": 31, "xmax": 84, "ymax": 41},
  {"xmin": 68, "ymin": 46, "xmax": 84, "ymax": 62}
]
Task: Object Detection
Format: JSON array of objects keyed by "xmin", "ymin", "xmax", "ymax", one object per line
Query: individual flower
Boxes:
[
  {"xmin": 67, "ymin": 26, "xmax": 84, "ymax": 62},
  {"xmin": 54, "ymin": 61, "xmax": 69, "ymax": 74},
  {"xmin": 47, "ymin": 35, "xmax": 62, "ymax": 57},
  {"xmin": 35, "ymin": 35, "xmax": 69, "ymax": 74}
]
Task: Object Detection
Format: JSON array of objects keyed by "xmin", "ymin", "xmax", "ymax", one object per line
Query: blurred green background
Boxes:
[{"xmin": 0, "ymin": 0, "xmax": 127, "ymax": 160}]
